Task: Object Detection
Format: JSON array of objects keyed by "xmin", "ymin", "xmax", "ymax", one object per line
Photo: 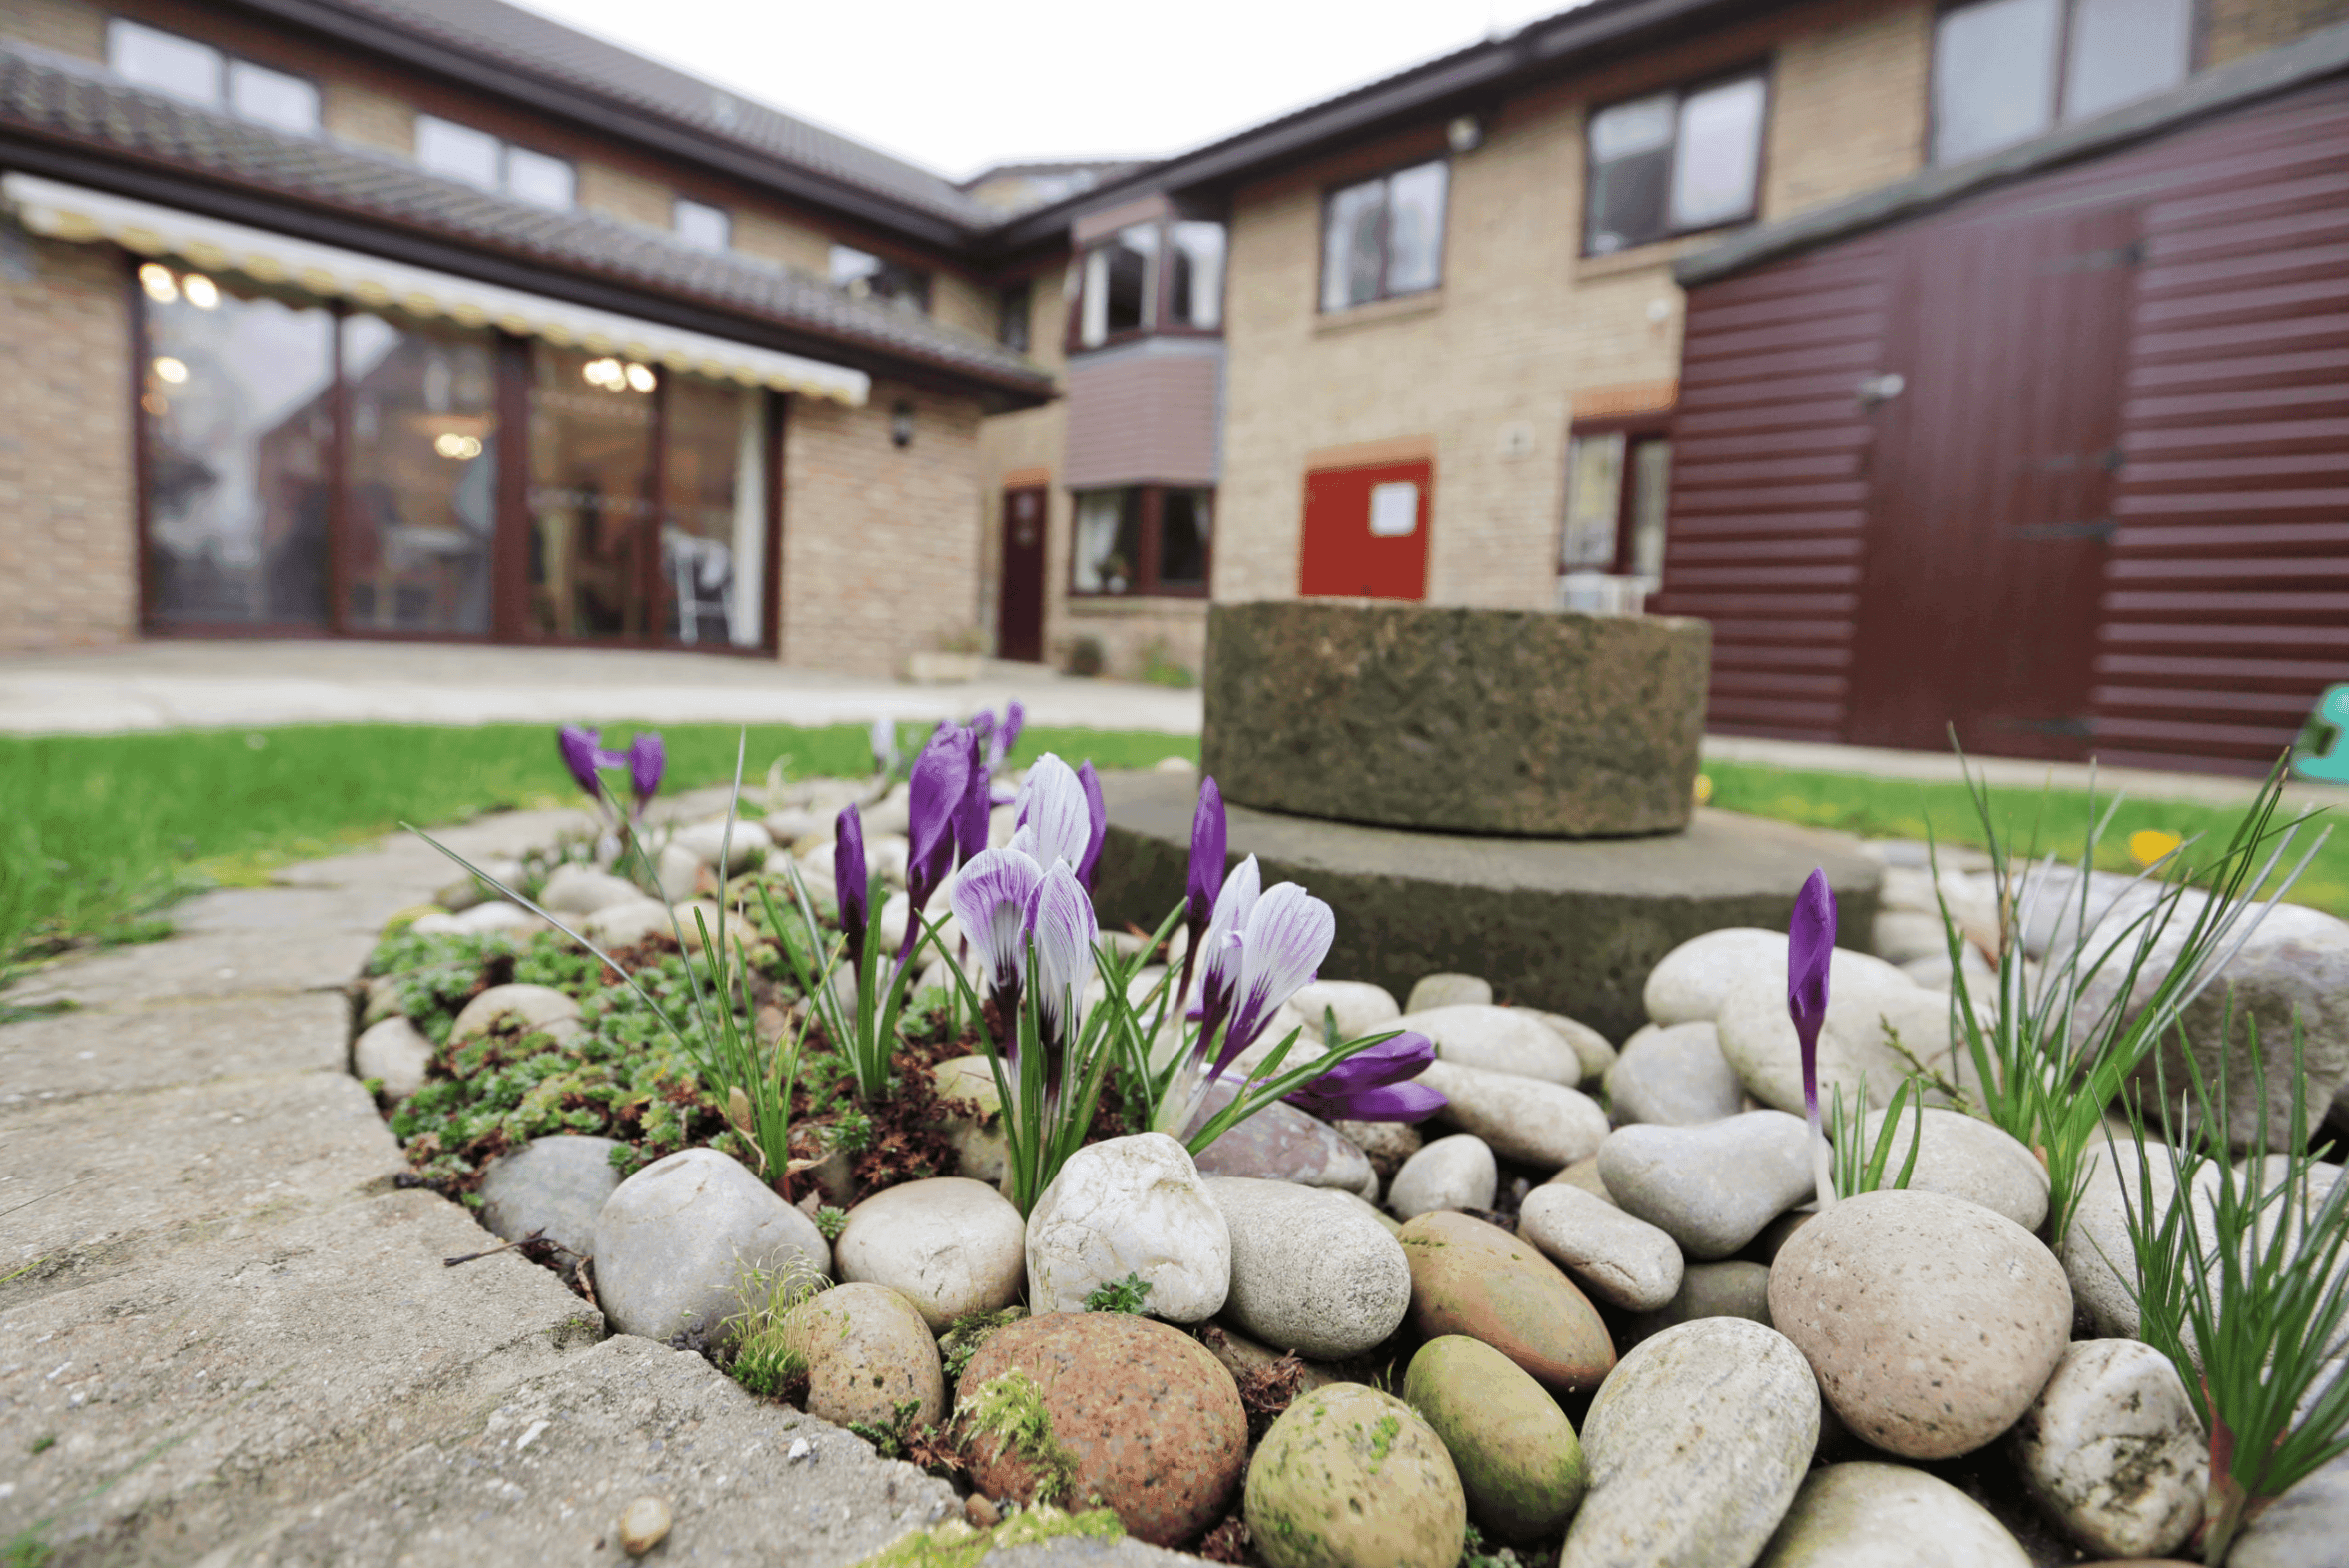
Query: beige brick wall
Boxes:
[
  {"xmin": 323, "ymin": 80, "xmax": 413, "ymax": 157},
  {"xmin": 734, "ymin": 210, "xmax": 831, "ymax": 278},
  {"xmin": 2204, "ymin": 0, "xmax": 2349, "ymax": 64},
  {"xmin": 0, "ymin": 230, "xmax": 138, "ymax": 649},
  {"xmin": 579, "ymin": 160, "xmax": 672, "ymax": 231},
  {"xmin": 1214, "ymin": 0, "xmax": 1934, "ymax": 613},
  {"xmin": 781, "ymin": 379, "xmax": 985, "ymax": 674},
  {"xmin": 0, "ymin": 0, "xmax": 100, "ymax": 57}
]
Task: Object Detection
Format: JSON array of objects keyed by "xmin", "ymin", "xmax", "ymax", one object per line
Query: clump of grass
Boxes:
[
  {"xmin": 1081, "ymin": 1272, "xmax": 1153, "ymax": 1314},
  {"xmin": 2112, "ymin": 1020, "xmax": 2349, "ymax": 1565},
  {"xmin": 1826, "ymin": 1074, "xmax": 1925, "ymax": 1200},
  {"xmin": 1937, "ymin": 753, "xmax": 2326, "ymax": 1244},
  {"xmin": 720, "ymin": 1257, "xmax": 825, "ymax": 1401},
  {"xmin": 939, "ymin": 1308, "xmax": 1023, "ymax": 1383},
  {"xmin": 957, "ymin": 1370, "xmax": 1080, "ymax": 1505}
]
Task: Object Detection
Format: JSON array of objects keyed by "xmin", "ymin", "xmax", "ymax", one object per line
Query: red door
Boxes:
[
  {"xmin": 1300, "ymin": 459, "xmax": 1432, "ymax": 599},
  {"xmin": 997, "ymin": 485, "xmax": 1047, "ymax": 662}
]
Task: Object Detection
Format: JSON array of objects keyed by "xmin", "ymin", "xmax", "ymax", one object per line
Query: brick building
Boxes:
[{"xmin": 4, "ymin": 0, "xmax": 2345, "ymax": 729}]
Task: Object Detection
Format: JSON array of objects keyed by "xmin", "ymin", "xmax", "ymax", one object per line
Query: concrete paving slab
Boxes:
[
  {"xmin": 0, "ymin": 1070, "xmax": 396, "ymax": 1307},
  {"xmin": 221, "ymin": 1334, "xmax": 958, "ymax": 1568},
  {"xmin": 0, "ymin": 1189, "xmax": 599, "ymax": 1560},
  {"xmin": 172, "ymin": 887, "xmax": 417, "ymax": 936},
  {"xmin": 2, "ymin": 930, "xmax": 379, "ymax": 1007},
  {"xmin": 0, "ymin": 993, "xmax": 353, "ymax": 1103}
]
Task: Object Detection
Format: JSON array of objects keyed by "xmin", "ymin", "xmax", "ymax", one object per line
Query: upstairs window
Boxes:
[
  {"xmin": 108, "ymin": 20, "xmax": 319, "ymax": 135},
  {"xmin": 1933, "ymin": 0, "xmax": 2191, "ymax": 164},
  {"xmin": 1584, "ymin": 72, "xmax": 1766, "ymax": 255},
  {"xmin": 997, "ymin": 280, "xmax": 1033, "ymax": 352},
  {"xmin": 1073, "ymin": 219, "xmax": 1225, "ymax": 348},
  {"xmin": 674, "ymin": 197, "xmax": 732, "ymax": 252},
  {"xmin": 830, "ymin": 245, "xmax": 933, "ymax": 315},
  {"xmin": 415, "ymin": 116, "xmax": 574, "ymax": 209},
  {"xmin": 1321, "ymin": 159, "xmax": 1448, "ymax": 310}
]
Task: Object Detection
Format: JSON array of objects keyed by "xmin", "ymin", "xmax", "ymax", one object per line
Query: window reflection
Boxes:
[
  {"xmin": 528, "ymin": 343, "xmax": 657, "ymax": 638},
  {"xmin": 141, "ymin": 278, "xmax": 334, "ymax": 626},
  {"xmin": 662, "ymin": 377, "xmax": 763, "ymax": 647},
  {"xmin": 1159, "ymin": 489, "xmax": 1211, "ymax": 586},
  {"xmin": 1166, "ymin": 222, "xmax": 1225, "ymax": 330},
  {"xmin": 1322, "ymin": 160, "xmax": 1448, "ymax": 309},
  {"xmin": 1073, "ymin": 489, "xmax": 1143, "ymax": 594},
  {"xmin": 342, "ymin": 314, "xmax": 497, "ymax": 634}
]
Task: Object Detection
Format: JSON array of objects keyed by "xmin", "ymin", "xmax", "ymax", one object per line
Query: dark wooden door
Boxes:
[
  {"xmin": 1846, "ymin": 200, "xmax": 2142, "ymax": 759},
  {"xmin": 997, "ymin": 485, "xmax": 1047, "ymax": 662},
  {"xmin": 1299, "ymin": 459, "xmax": 1432, "ymax": 599}
]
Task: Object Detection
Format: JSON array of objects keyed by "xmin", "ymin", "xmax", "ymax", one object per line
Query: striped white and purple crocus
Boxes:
[
  {"xmin": 1175, "ymin": 776, "xmax": 1226, "ymax": 1010},
  {"xmin": 1284, "ymin": 1030, "xmax": 1444, "ymax": 1123},
  {"xmin": 1790, "ymin": 866, "xmax": 1838, "ymax": 1208},
  {"xmin": 1159, "ymin": 852, "xmax": 1337, "ymax": 1135}
]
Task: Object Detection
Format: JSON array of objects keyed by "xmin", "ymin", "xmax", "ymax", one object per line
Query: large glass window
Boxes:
[
  {"xmin": 1166, "ymin": 221, "xmax": 1227, "ymax": 330},
  {"xmin": 528, "ymin": 345, "xmax": 659, "ymax": 638},
  {"xmin": 139, "ymin": 271, "xmax": 336, "ymax": 627},
  {"xmin": 1585, "ymin": 73, "xmax": 1767, "ymax": 255},
  {"xmin": 108, "ymin": 20, "xmax": 318, "ymax": 135},
  {"xmin": 1321, "ymin": 160, "xmax": 1449, "ymax": 311},
  {"xmin": 341, "ymin": 314, "xmax": 499, "ymax": 635},
  {"xmin": 830, "ymin": 245, "xmax": 932, "ymax": 315},
  {"xmin": 1933, "ymin": 0, "xmax": 2190, "ymax": 164},
  {"xmin": 1071, "ymin": 486, "xmax": 1212, "ymax": 597}
]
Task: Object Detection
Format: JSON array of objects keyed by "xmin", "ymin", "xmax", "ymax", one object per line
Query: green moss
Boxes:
[
  {"xmin": 854, "ymin": 1506, "xmax": 1122, "ymax": 1568},
  {"xmin": 939, "ymin": 1308, "xmax": 1023, "ymax": 1383},
  {"xmin": 958, "ymin": 1370, "xmax": 1080, "ymax": 1505},
  {"xmin": 1367, "ymin": 1413, "xmax": 1400, "ymax": 1471},
  {"xmin": 26, "ymin": 1435, "xmax": 54, "ymax": 1456}
]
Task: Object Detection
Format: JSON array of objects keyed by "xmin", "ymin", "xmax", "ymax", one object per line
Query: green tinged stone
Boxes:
[
  {"xmin": 1245, "ymin": 1384, "xmax": 1466, "ymax": 1568},
  {"xmin": 1403, "ymin": 1336, "xmax": 1587, "ymax": 1542}
]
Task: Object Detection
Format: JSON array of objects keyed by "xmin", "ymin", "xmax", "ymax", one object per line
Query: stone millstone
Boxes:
[
  {"xmin": 1200, "ymin": 599, "xmax": 1709, "ymax": 836},
  {"xmin": 1092, "ymin": 768, "xmax": 1882, "ymax": 1042}
]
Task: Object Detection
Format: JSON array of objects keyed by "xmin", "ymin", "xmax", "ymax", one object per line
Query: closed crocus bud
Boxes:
[
  {"xmin": 1788, "ymin": 866, "xmax": 1838, "ymax": 1206},
  {"xmin": 835, "ymin": 803, "xmax": 869, "ymax": 970},
  {"xmin": 627, "ymin": 732, "xmax": 665, "ymax": 815},
  {"xmin": 1186, "ymin": 777, "xmax": 1226, "ymax": 928},
  {"xmin": 1076, "ymin": 761, "xmax": 1107, "ymax": 890},
  {"xmin": 558, "ymin": 725, "xmax": 605, "ymax": 798}
]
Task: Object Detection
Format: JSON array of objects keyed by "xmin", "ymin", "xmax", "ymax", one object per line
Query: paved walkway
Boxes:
[
  {"xmin": 0, "ymin": 808, "xmax": 1183, "ymax": 1566},
  {"xmin": 0, "ymin": 641, "xmax": 1200, "ymax": 736}
]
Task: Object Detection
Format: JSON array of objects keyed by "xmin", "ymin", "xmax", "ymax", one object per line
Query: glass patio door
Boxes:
[{"xmin": 526, "ymin": 343, "xmax": 658, "ymax": 639}]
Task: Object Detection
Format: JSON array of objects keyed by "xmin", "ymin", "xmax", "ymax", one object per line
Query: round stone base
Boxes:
[{"xmin": 1093, "ymin": 769, "xmax": 1884, "ymax": 1044}]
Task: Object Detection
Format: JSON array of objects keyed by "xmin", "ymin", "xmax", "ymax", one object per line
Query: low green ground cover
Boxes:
[
  {"xmin": 0, "ymin": 721, "xmax": 1197, "ymax": 977},
  {"xmin": 1702, "ymin": 760, "xmax": 2347, "ymax": 918}
]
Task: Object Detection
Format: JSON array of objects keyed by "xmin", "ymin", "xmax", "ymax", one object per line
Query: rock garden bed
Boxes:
[{"xmin": 349, "ymin": 721, "xmax": 2349, "ymax": 1568}]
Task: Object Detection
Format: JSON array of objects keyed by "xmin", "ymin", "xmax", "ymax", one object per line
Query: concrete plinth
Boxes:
[
  {"xmin": 1201, "ymin": 599, "xmax": 1710, "ymax": 836},
  {"xmin": 1094, "ymin": 768, "xmax": 1882, "ymax": 1043}
]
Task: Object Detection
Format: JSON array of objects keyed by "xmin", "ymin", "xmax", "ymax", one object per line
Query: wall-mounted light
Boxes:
[
  {"xmin": 890, "ymin": 400, "xmax": 915, "ymax": 448},
  {"xmin": 1446, "ymin": 114, "xmax": 1484, "ymax": 154}
]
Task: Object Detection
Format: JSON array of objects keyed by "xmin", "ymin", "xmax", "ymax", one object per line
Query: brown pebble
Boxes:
[
  {"xmin": 617, "ymin": 1496, "xmax": 672, "ymax": 1556},
  {"xmin": 964, "ymin": 1494, "xmax": 1001, "ymax": 1528}
]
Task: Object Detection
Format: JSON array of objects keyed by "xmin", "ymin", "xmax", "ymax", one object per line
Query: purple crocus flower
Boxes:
[
  {"xmin": 999, "ymin": 701, "xmax": 1025, "ymax": 762},
  {"xmin": 1789, "ymin": 866, "xmax": 1838, "ymax": 1207},
  {"xmin": 954, "ymin": 759, "xmax": 993, "ymax": 866},
  {"xmin": 951, "ymin": 845, "xmax": 1044, "ymax": 1012},
  {"xmin": 1285, "ymin": 1032, "xmax": 1446, "ymax": 1123},
  {"xmin": 900, "ymin": 725, "xmax": 976, "ymax": 968},
  {"xmin": 1075, "ymin": 761, "xmax": 1107, "ymax": 891},
  {"xmin": 1160, "ymin": 855, "xmax": 1335, "ymax": 1135},
  {"xmin": 558, "ymin": 725, "xmax": 607, "ymax": 798},
  {"xmin": 626, "ymin": 732, "xmax": 665, "ymax": 818},
  {"xmin": 835, "ymin": 803, "xmax": 869, "ymax": 972},
  {"xmin": 1026, "ymin": 861, "xmax": 1097, "ymax": 1067}
]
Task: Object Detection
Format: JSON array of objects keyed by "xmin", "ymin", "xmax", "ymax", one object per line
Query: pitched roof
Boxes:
[
  {"xmin": 0, "ymin": 41, "xmax": 1051, "ymax": 401},
  {"xmin": 306, "ymin": 0, "xmax": 997, "ymax": 227}
]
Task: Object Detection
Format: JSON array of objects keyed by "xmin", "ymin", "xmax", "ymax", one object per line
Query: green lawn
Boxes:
[
  {"xmin": 6, "ymin": 724, "xmax": 2338, "ymax": 982},
  {"xmin": 0, "ymin": 721, "xmax": 1197, "ymax": 975},
  {"xmin": 1702, "ymin": 761, "xmax": 2348, "ymax": 919}
]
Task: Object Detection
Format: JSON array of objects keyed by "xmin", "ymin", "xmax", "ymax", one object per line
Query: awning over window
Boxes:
[{"xmin": 4, "ymin": 172, "xmax": 870, "ymax": 406}]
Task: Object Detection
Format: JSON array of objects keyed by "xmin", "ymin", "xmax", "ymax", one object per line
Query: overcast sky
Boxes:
[{"xmin": 519, "ymin": 0, "xmax": 1575, "ymax": 181}]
